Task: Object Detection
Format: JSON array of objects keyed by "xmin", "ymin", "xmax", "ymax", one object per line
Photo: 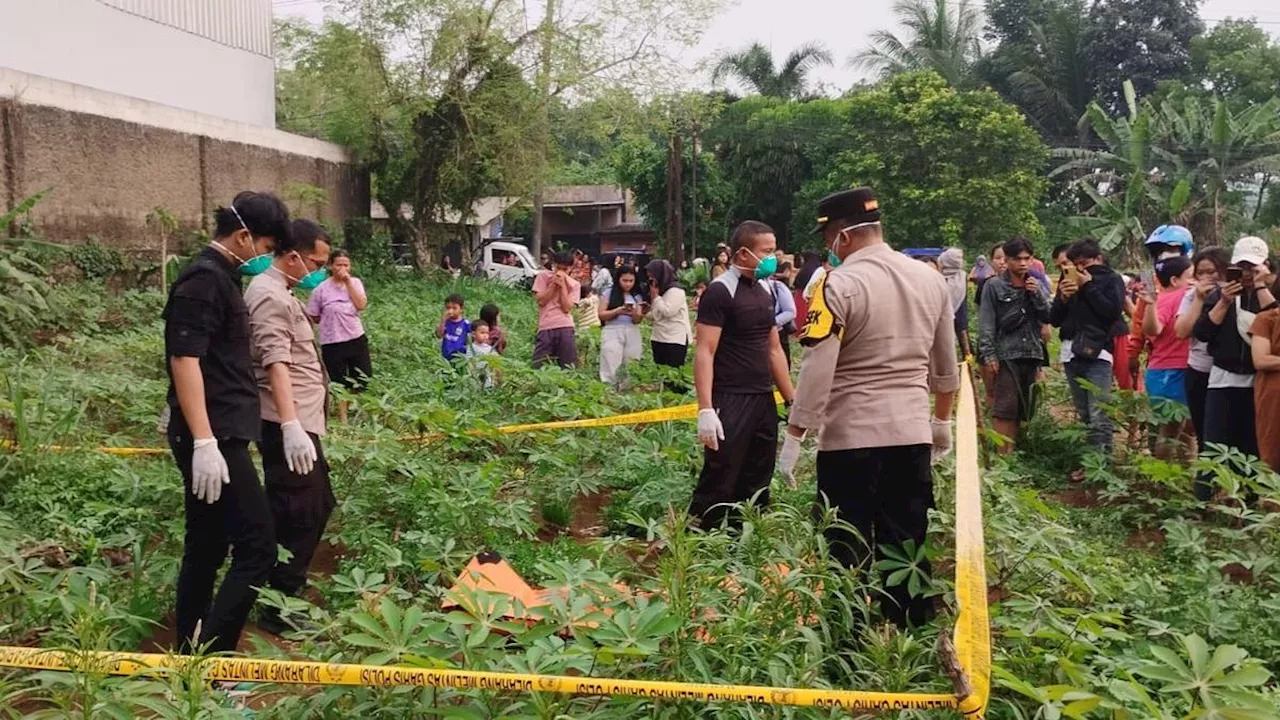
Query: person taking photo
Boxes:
[
  {"xmin": 977, "ymin": 237, "xmax": 1050, "ymax": 454},
  {"xmin": 1050, "ymin": 238, "xmax": 1126, "ymax": 458}
]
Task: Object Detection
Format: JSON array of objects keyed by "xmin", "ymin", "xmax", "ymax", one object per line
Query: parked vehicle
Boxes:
[{"xmin": 478, "ymin": 241, "xmax": 539, "ymax": 288}]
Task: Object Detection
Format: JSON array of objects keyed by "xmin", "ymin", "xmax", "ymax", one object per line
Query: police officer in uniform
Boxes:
[{"xmin": 778, "ymin": 188, "xmax": 959, "ymax": 626}]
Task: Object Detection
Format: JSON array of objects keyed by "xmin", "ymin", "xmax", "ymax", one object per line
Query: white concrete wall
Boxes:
[
  {"xmin": 0, "ymin": 0, "xmax": 275, "ymax": 127},
  {"xmin": 0, "ymin": 68, "xmax": 350, "ymax": 163}
]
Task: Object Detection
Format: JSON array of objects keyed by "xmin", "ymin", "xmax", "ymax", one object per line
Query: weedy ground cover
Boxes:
[{"xmin": 0, "ymin": 272, "xmax": 1278, "ymax": 718}]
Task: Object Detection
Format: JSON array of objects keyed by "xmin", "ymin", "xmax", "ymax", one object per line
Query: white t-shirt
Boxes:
[
  {"xmin": 802, "ymin": 266, "xmax": 827, "ymax": 301},
  {"xmin": 1061, "ymin": 343, "xmax": 1113, "ymax": 365},
  {"xmin": 1177, "ymin": 291, "xmax": 1214, "ymax": 373},
  {"xmin": 1209, "ymin": 366, "xmax": 1254, "ymax": 389}
]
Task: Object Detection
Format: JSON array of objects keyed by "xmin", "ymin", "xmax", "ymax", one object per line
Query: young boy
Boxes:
[
  {"xmin": 467, "ymin": 320, "xmax": 498, "ymax": 388},
  {"xmin": 532, "ymin": 252, "xmax": 581, "ymax": 368},
  {"xmin": 436, "ymin": 294, "xmax": 471, "ymax": 362}
]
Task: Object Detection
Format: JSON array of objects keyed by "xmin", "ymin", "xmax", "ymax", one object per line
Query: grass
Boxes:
[{"xmin": 0, "ymin": 271, "xmax": 1278, "ymax": 718}]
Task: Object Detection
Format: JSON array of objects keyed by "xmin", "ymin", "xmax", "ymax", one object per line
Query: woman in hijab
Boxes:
[
  {"xmin": 939, "ymin": 248, "xmax": 971, "ymax": 358},
  {"xmin": 645, "ymin": 259, "xmax": 692, "ymax": 369},
  {"xmin": 970, "ymin": 255, "xmax": 993, "ymax": 283}
]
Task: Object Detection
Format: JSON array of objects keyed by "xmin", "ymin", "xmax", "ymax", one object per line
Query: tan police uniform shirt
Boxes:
[
  {"xmin": 791, "ymin": 243, "xmax": 959, "ymax": 451},
  {"xmin": 244, "ymin": 271, "xmax": 327, "ymax": 437}
]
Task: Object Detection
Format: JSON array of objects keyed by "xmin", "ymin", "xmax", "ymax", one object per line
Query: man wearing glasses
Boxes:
[
  {"xmin": 163, "ymin": 192, "xmax": 292, "ymax": 652},
  {"xmin": 243, "ymin": 218, "xmax": 335, "ymax": 636}
]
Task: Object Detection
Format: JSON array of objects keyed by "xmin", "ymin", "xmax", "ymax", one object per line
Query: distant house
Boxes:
[
  {"xmin": 371, "ymin": 197, "xmax": 520, "ymax": 265},
  {"xmin": 541, "ymin": 185, "xmax": 656, "ymax": 256}
]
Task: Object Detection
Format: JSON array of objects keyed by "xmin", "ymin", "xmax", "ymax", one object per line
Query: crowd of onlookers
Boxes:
[{"xmin": 965, "ymin": 226, "xmax": 1280, "ymax": 494}]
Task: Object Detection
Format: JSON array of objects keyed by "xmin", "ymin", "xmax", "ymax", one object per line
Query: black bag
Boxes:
[{"xmin": 1070, "ymin": 328, "xmax": 1109, "ymax": 361}]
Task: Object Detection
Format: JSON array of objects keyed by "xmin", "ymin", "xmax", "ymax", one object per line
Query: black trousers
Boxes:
[
  {"xmin": 259, "ymin": 421, "xmax": 336, "ymax": 596},
  {"xmin": 688, "ymin": 392, "xmax": 779, "ymax": 528},
  {"xmin": 1195, "ymin": 386, "xmax": 1259, "ymax": 501},
  {"xmin": 651, "ymin": 341, "xmax": 688, "ymax": 368},
  {"xmin": 1185, "ymin": 368, "xmax": 1210, "ymax": 447},
  {"xmin": 779, "ymin": 336, "xmax": 792, "ymax": 370},
  {"xmin": 816, "ymin": 444, "xmax": 935, "ymax": 627},
  {"xmin": 169, "ymin": 435, "xmax": 275, "ymax": 654}
]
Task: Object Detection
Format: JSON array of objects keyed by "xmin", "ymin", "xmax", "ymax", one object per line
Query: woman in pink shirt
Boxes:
[
  {"xmin": 306, "ymin": 250, "xmax": 371, "ymax": 422},
  {"xmin": 1140, "ymin": 255, "xmax": 1194, "ymax": 459}
]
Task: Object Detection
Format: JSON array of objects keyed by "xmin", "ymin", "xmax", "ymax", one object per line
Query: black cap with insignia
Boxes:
[{"xmin": 812, "ymin": 187, "xmax": 881, "ymax": 234}]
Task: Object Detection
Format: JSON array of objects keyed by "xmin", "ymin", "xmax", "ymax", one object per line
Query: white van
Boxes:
[{"xmin": 478, "ymin": 241, "xmax": 539, "ymax": 287}]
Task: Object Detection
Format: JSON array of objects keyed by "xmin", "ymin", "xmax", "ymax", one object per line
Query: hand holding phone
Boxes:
[{"xmin": 1226, "ymin": 267, "xmax": 1244, "ymax": 284}]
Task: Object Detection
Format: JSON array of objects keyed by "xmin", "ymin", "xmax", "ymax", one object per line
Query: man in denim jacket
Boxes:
[{"xmin": 978, "ymin": 237, "xmax": 1051, "ymax": 453}]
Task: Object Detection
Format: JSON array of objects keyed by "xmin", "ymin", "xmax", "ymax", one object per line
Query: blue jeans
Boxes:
[{"xmin": 1066, "ymin": 358, "xmax": 1115, "ymax": 454}]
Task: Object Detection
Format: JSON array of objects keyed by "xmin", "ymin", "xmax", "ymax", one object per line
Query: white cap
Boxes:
[{"xmin": 1231, "ymin": 236, "xmax": 1270, "ymax": 266}]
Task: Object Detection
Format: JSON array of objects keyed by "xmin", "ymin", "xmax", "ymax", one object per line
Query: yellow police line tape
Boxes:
[
  {"xmin": 0, "ymin": 646, "xmax": 976, "ymax": 713},
  {"xmin": 0, "ymin": 372, "xmax": 989, "ymax": 716},
  {"xmin": 0, "ymin": 398, "xmax": 731, "ymax": 458}
]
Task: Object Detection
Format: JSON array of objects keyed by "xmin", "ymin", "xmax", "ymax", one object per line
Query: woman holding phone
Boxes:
[
  {"xmin": 598, "ymin": 265, "xmax": 646, "ymax": 385},
  {"xmin": 1191, "ymin": 237, "xmax": 1276, "ymax": 501},
  {"xmin": 1174, "ymin": 248, "xmax": 1230, "ymax": 448}
]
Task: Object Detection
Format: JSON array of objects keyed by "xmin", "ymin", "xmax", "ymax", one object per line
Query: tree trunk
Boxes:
[
  {"xmin": 530, "ymin": 0, "xmax": 555, "ymax": 261},
  {"xmin": 159, "ymin": 232, "xmax": 167, "ymax": 294},
  {"xmin": 665, "ymin": 132, "xmax": 683, "ymax": 260},
  {"xmin": 686, "ymin": 128, "xmax": 696, "ymax": 266},
  {"xmin": 532, "ymin": 189, "xmax": 545, "ymax": 261}
]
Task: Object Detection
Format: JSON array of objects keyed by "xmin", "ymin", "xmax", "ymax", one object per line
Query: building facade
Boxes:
[
  {"xmin": 0, "ymin": 0, "xmax": 369, "ymax": 250},
  {"xmin": 0, "ymin": 0, "xmax": 275, "ymax": 127}
]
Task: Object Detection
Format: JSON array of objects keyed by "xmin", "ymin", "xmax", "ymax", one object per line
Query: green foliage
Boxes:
[
  {"xmin": 851, "ymin": 0, "xmax": 985, "ymax": 89},
  {"xmin": 710, "ymin": 42, "xmax": 833, "ymax": 100},
  {"xmin": 1188, "ymin": 18, "xmax": 1280, "ymax": 106},
  {"xmin": 790, "ymin": 72, "xmax": 1049, "ymax": 256},
  {"xmin": 69, "ymin": 239, "xmax": 126, "ymax": 280},
  {"xmin": 1053, "ymin": 82, "xmax": 1280, "ymax": 253},
  {"xmin": 613, "ymin": 135, "xmax": 733, "ymax": 256},
  {"xmin": 0, "ymin": 193, "xmax": 53, "ymax": 349},
  {"xmin": 1081, "ymin": 0, "xmax": 1204, "ymax": 114}
]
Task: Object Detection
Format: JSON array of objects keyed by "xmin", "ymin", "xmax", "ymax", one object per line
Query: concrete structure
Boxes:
[
  {"xmin": 0, "ymin": 68, "xmax": 367, "ymax": 250},
  {"xmin": 0, "ymin": 0, "xmax": 369, "ymax": 251},
  {"xmin": 0, "ymin": 0, "xmax": 275, "ymax": 127},
  {"xmin": 541, "ymin": 185, "xmax": 648, "ymax": 256}
]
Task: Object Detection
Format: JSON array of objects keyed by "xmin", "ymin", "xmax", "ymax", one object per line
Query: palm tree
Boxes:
[
  {"xmin": 1051, "ymin": 81, "xmax": 1280, "ymax": 249},
  {"xmin": 851, "ymin": 0, "xmax": 984, "ymax": 88},
  {"xmin": 710, "ymin": 42, "xmax": 833, "ymax": 100},
  {"xmin": 999, "ymin": 5, "xmax": 1092, "ymax": 143}
]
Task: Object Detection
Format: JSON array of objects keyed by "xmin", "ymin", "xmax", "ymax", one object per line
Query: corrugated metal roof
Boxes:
[{"xmin": 95, "ymin": 0, "xmax": 273, "ymax": 57}]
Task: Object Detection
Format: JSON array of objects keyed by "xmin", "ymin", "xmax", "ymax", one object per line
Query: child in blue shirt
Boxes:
[{"xmin": 435, "ymin": 293, "xmax": 471, "ymax": 361}]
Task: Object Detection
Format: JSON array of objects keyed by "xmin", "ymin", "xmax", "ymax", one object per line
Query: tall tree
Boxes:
[
  {"xmin": 710, "ymin": 42, "xmax": 834, "ymax": 100},
  {"xmin": 1188, "ymin": 18, "xmax": 1280, "ymax": 105},
  {"xmin": 1082, "ymin": 0, "xmax": 1204, "ymax": 113},
  {"xmin": 1052, "ymin": 81, "xmax": 1280, "ymax": 250},
  {"xmin": 276, "ymin": 3, "xmax": 543, "ymax": 270},
  {"xmin": 791, "ymin": 72, "xmax": 1048, "ymax": 257},
  {"xmin": 980, "ymin": 0, "xmax": 1091, "ymax": 143},
  {"xmin": 851, "ymin": 0, "xmax": 985, "ymax": 88}
]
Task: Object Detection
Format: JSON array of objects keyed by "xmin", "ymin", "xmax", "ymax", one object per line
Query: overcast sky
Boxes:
[{"xmin": 273, "ymin": 0, "xmax": 1280, "ymax": 94}]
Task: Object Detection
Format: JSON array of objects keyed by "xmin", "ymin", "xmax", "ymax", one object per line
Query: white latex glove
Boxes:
[
  {"xmin": 156, "ymin": 405, "xmax": 171, "ymax": 434},
  {"xmin": 191, "ymin": 438, "xmax": 230, "ymax": 504},
  {"xmin": 778, "ymin": 432, "xmax": 803, "ymax": 488},
  {"xmin": 930, "ymin": 418, "xmax": 954, "ymax": 465},
  {"xmin": 281, "ymin": 420, "xmax": 317, "ymax": 475},
  {"xmin": 697, "ymin": 409, "xmax": 725, "ymax": 451}
]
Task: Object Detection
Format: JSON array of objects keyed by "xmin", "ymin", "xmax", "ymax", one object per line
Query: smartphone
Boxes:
[
  {"xmin": 1065, "ymin": 265, "xmax": 1081, "ymax": 284},
  {"xmin": 1140, "ymin": 270, "xmax": 1155, "ymax": 290},
  {"xmin": 1226, "ymin": 267, "xmax": 1244, "ymax": 283}
]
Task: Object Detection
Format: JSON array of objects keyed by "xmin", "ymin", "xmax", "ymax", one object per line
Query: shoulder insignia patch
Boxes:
[{"xmin": 799, "ymin": 273, "xmax": 843, "ymax": 346}]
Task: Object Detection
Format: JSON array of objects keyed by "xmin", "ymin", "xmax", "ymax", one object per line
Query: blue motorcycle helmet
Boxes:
[{"xmin": 1145, "ymin": 225, "xmax": 1193, "ymax": 261}]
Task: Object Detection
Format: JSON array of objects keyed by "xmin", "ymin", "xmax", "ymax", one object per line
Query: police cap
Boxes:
[{"xmin": 813, "ymin": 187, "xmax": 880, "ymax": 234}]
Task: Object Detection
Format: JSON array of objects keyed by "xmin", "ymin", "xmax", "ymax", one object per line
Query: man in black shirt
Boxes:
[
  {"xmin": 164, "ymin": 191, "xmax": 291, "ymax": 653},
  {"xmin": 690, "ymin": 221, "xmax": 796, "ymax": 527}
]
